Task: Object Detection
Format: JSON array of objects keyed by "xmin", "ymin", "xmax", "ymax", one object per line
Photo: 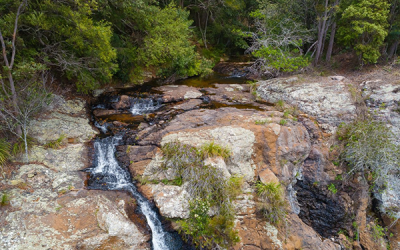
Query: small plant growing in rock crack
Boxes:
[
  {"xmin": 369, "ymin": 219, "xmax": 387, "ymax": 242},
  {"xmin": 255, "ymin": 119, "xmax": 270, "ymax": 125},
  {"xmin": 327, "ymin": 183, "xmax": 338, "ymax": 194},
  {"xmin": 199, "ymin": 141, "xmax": 231, "ymax": 160},
  {"xmin": 0, "ymin": 193, "xmax": 10, "ymax": 206},
  {"xmin": 335, "ymin": 174, "xmax": 343, "ymax": 181},
  {"xmin": 160, "ymin": 141, "xmax": 240, "ymax": 249},
  {"xmin": 352, "ymin": 221, "xmax": 359, "ymax": 241},
  {"xmin": 275, "ymin": 100, "xmax": 285, "ymax": 111},
  {"xmin": 255, "ymin": 181, "xmax": 287, "ymax": 225},
  {"xmin": 44, "ymin": 134, "xmax": 66, "ymax": 149},
  {"xmin": 283, "ymin": 110, "xmax": 290, "ymax": 118},
  {"xmin": 337, "ymin": 120, "xmax": 400, "ymax": 191},
  {"xmin": 279, "ymin": 119, "xmax": 287, "ymax": 126}
]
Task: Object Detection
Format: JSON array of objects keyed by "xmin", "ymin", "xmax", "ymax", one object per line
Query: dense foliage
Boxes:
[
  {"xmin": 160, "ymin": 141, "xmax": 241, "ymax": 249},
  {"xmin": 255, "ymin": 181, "xmax": 287, "ymax": 224},
  {"xmin": 338, "ymin": 0, "xmax": 390, "ymax": 63},
  {"xmin": 338, "ymin": 120, "xmax": 400, "ymax": 189}
]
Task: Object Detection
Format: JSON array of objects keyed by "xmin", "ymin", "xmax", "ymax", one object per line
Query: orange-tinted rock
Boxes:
[{"xmin": 111, "ymin": 95, "xmax": 131, "ymax": 110}]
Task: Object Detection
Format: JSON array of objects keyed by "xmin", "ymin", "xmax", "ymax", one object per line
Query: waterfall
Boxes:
[
  {"xmin": 87, "ymin": 136, "xmax": 180, "ymax": 250},
  {"xmin": 130, "ymin": 98, "xmax": 162, "ymax": 115}
]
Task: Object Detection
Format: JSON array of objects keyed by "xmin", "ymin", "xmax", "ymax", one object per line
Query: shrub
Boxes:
[
  {"xmin": 338, "ymin": 120, "xmax": 400, "ymax": 189},
  {"xmin": 327, "ymin": 183, "xmax": 338, "ymax": 194},
  {"xmin": 256, "ymin": 181, "xmax": 287, "ymax": 224},
  {"xmin": 199, "ymin": 141, "xmax": 231, "ymax": 160},
  {"xmin": 43, "ymin": 134, "xmax": 66, "ymax": 149},
  {"xmin": 161, "ymin": 141, "xmax": 240, "ymax": 249},
  {"xmin": 369, "ymin": 219, "xmax": 387, "ymax": 242}
]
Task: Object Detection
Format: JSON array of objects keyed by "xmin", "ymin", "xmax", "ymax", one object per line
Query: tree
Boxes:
[
  {"xmin": 314, "ymin": 0, "xmax": 341, "ymax": 64},
  {"xmin": 244, "ymin": 5, "xmax": 313, "ymax": 77},
  {"xmin": 0, "ymin": 0, "xmax": 52, "ymax": 161},
  {"xmin": 337, "ymin": 0, "xmax": 390, "ymax": 64},
  {"xmin": 386, "ymin": 0, "xmax": 400, "ymax": 60},
  {"xmin": 0, "ymin": 0, "xmax": 27, "ymax": 136},
  {"xmin": 0, "ymin": 67, "xmax": 52, "ymax": 161},
  {"xmin": 24, "ymin": 0, "xmax": 117, "ymax": 93}
]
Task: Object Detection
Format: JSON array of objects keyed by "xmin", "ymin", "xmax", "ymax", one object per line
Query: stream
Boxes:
[{"xmin": 86, "ymin": 71, "xmax": 253, "ymax": 249}]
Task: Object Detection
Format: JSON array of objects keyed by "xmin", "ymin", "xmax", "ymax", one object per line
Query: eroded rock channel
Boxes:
[
  {"xmin": 3, "ymin": 70, "xmax": 400, "ymax": 249},
  {"xmin": 88, "ymin": 73, "xmax": 351, "ymax": 250}
]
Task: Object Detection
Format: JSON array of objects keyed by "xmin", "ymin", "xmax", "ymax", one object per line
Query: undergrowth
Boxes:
[
  {"xmin": 0, "ymin": 193, "xmax": 10, "ymax": 206},
  {"xmin": 160, "ymin": 141, "xmax": 240, "ymax": 249},
  {"xmin": 44, "ymin": 134, "xmax": 66, "ymax": 149},
  {"xmin": 337, "ymin": 120, "xmax": 400, "ymax": 190},
  {"xmin": 0, "ymin": 139, "xmax": 11, "ymax": 177},
  {"xmin": 12, "ymin": 136, "xmax": 34, "ymax": 156},
  {"xmin": 255, "ymin": 181, "xmax": 287, "ymax": 225}
]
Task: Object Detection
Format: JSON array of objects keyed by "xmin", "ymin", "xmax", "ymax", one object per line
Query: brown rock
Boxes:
[
  {"xmin": 259, "ymin": 168, "xmax": 279, "ymax": 184},
  {"xmin": 155, "ymin": 85, "xmax": 202, "ymax": 102},
  {"xmin": 173, "ymin": 99, "xmax": 203, "ymax": 110},
  {"xmin": 111, "ymin": 95, "xmax": 131, "ymax": 110},
  {"xmin": 93, "ymin": 109, "xmax": 119, "ymax": 117}
]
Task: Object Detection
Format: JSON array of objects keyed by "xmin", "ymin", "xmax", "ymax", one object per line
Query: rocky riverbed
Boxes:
[{"xmin": 1, "ymin": 68, "xmax": 400, "ymax": 250}]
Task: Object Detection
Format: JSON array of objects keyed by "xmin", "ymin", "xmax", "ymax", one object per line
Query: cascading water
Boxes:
[
  {"xmin": 87, "ymin": 135, "xmax": 183, "ymax": 250},
  {"xmin": 130, "ymin": 98, "xmax": 162, "ymax": 115}
]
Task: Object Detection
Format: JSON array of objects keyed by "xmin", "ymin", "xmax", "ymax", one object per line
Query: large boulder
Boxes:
[
  {"xmin": 148, "ymin": 184, "xmax": 190, "ymax": 219},
  {"xmin": 1, "ymin": 164, "xmax": 150, "ymax": 250}
]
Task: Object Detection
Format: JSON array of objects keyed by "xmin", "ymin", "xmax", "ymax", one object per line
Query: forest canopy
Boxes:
[{"xmin": 0, "ymin": 0, "xmax": 399, "ymax": 92}]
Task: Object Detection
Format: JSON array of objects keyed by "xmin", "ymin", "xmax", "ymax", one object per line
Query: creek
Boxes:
[{"xmin": 86, "ymin": 71, "xmax": 251, "ymax": 249}]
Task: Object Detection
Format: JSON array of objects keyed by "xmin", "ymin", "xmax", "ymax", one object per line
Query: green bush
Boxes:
[
  {"xmin": 338, "ymin": 120, "xmax": 400, "ymax": 189},
  {"xmin": 161, "ymin": 141, "xmax": 240, "ymax": 249},
  {"xmin": 327, "ymin": 183, "xmax": 338, "ymax": 194},
  {"xmin": 253, "ymin": 46, "xmax": 310, "ymax": 74},
  {"xmin": 255, "ymin": 181, "xmax": 287, "ymax": 224},
  {"xmin": 369, "ymin": 219, "xmax": 387, "ymax": 242},
  {"xmin": 199, "ymin": 141, "xmax": 231, "ymax": 160}
]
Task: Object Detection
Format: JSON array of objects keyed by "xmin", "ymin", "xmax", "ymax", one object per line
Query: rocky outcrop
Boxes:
[
  {"xmin": 123, "ymin": 105, "xmax": 349, "ymax": 249},
  {"xmin": 29, "ymin": 98, "xmax": 97, "ymax": 144},
  {"xmin": 155, "ymin": 85, "xmax": 203, "ymax": 102},
  {"xmin": 1, "ymin": 96, "xmax": 150, "ymax": 250},
  {"xmin": 161, "ymin": 126, "xmax": 257, "ymax": 181},
  {"xmin": 256, "ymin": 77, "xmax": 357, "ymax": 132}
]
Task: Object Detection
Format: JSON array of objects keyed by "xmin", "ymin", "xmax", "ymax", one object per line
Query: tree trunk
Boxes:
[
  {"xmin": 387, "ymin": 39, "xmax": 399, "ymax": 60},
  {"xmin": 326, "ymin": 22, "xmax": 337, "ymax": 62},
  {"xmin": 314, "ymin": 0, "xmax": 329, "ymax": 66},
  {"xmin": 23, "ymin": 126, "xmax": 29, "ymax": 162}
]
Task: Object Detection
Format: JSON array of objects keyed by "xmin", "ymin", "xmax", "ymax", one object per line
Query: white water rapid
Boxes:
[{"xmin": 130, "ymin": 98, "xmax": 162, "ymax": 115}]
